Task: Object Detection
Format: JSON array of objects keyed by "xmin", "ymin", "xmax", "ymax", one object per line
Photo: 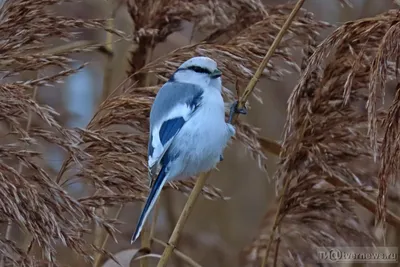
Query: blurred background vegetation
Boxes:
[{"xmin": 1, "ymin": 0, "xmax": 400, "ymax": 266}]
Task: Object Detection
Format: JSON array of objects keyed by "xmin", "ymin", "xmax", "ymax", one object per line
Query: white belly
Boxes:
[{"xmin": 166, "ymin": 95, "xmax": 231, "ymax": 180}]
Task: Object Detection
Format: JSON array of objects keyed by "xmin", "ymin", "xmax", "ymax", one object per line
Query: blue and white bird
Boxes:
[{"xmin": 131, "ymin": 56, "xmax": 246, "ymax": 243}]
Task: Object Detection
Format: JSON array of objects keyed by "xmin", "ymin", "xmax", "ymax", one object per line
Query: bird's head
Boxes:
[{"xmin": 171, "ymin": 56, "xmax": 222, "ymax": 90}]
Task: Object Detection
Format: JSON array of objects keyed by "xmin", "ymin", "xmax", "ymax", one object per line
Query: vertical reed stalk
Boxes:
[
  {"xmin": 93, "ymin": 7, "xmax": 117, "ymax": 267},
  {"xmin": 260, "ymin": 178, "xmax": 289, "ymax": 267},
  {"xmin": 93, "ymin": 205, "xmax": 124, "ymax": 267},
  {"xmin": 156, "ymin": 172, "xmax": 211, "ymax": 267},
  {"xmin": 140, "ymin": 46, "xmax": 156, "ymax": 267}
]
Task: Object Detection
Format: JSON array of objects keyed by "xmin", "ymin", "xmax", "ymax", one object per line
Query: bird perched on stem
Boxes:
[{"xmin": 131, "ymin": 56, "xmax": 246, "ymax": 243}]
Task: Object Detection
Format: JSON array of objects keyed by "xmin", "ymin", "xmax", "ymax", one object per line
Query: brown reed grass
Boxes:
[
  {"xmin": 1, "ymin": 0, "xmax": 400, "ymax": 266},
  {"xmin": 240, "ymin": 6, "xmax": 400, "ymax": 267}
]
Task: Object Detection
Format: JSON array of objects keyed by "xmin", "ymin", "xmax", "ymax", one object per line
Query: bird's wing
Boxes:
[{"xmin": 147, "ymin": 82, "xmax": 204, "ymax": 184}]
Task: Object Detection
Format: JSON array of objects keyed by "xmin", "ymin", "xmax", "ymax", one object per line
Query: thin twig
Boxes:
[
  {"xmin": 257, "ymin": 137, "xmax": 282, "ymax": 156},
  {"xmin": 163, "ymin": 191, "xmax": 184, "ymax": 267},
  {"xmin": 261, "ymin": 178, "xmax": 289, "ymax": 267},
  {"xmin": 237, "ymin": 0, "xmax": 305, "ymax": 111},
  {"xmin": 99, "ymin": 16, "xmax": 115, "ymax": 104},
  {"xmin": 156, "ymin": 1, "xmax": 305, "ymax": 266},
  {"xmin": 325, "ymin": 176, "xmax": 400, "ymax": 229},
  {"xmin": 41, "ymin": 40, "xmax": 98, "ymax": 55},
  {"xmin": 93, "ymin": 8, "xmax": 117, "ymax": 267},
  {"xmin": 140, "ymin": 46, "xmax": 155, "ymax": 267},
  {"xmin": 93, "ymin": 205, "xmax": 124, "ymax": 267},
  {"xmin": 156, "ymin": 172, "xmax": 211, "ymax": 267},
  {"xmin": 140, "ymin": 203, "xmax": 151, "ymax": 267},
  {"xmin": 273, "ymin": 236, "xmax": 281, "ymax": 267},
  {"xmin": 152, "ymin": 237, "xmax": 203, "ymax": 267},
  {"xmin": 143, "ymin": 47, "xmax": 154, "ymax": 88},
  {"xmin": 0, "ymin": 40, "xmax": 114, "ymax": 70},
  {"xmin": 0, "ymin": 220, "xmax": 13, "ymax": 267},
  {"xmin": 150, "ymin": 199, "xmax": 161, "ymax": 238}
]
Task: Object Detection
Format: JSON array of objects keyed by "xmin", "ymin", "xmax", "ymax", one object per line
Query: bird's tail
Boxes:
[{"xmin": 131, "ymin": 166, "xmax": 167, "ymax": 244}]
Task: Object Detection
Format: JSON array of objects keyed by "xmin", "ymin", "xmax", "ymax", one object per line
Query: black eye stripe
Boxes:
[{"xmin": 185, "ymin": 65, "xmax": 212, "ymax": 74}]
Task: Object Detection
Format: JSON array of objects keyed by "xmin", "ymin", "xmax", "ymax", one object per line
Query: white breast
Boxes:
[{"xmin": 166, "ymin": 89, "xmax": 230, "ymax": 180}]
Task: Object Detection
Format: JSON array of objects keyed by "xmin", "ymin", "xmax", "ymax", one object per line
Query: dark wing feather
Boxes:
[
  {"xmin": 159, "ymin": 117, "xmax": 185, "ymax": 146},
  {"xmin": 147, "ymin": 82, "xmax": 204, "ymax": 183}
]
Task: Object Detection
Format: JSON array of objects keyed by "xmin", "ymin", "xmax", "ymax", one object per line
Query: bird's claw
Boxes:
[{"xmin": 228, "ymin": 100, "xmax": 247, "ymax": 123}]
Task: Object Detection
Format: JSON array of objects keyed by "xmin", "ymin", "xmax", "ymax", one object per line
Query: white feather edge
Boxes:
[{"xmin": 147, "ymin": 103, "xmax": 194, "ymax": 182}]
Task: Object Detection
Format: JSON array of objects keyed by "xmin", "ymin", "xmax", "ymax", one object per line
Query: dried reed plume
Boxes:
[
  {"xmin": 2, "ymin": 0, "xmax": 399, "ymax": 266},
  {"xmin": 0, "ymin": 0, "xmax": 125, "ymax": 265},
  {"xmin": 241, "ymin": 7, "xmax": 400, "ymax": 267}
]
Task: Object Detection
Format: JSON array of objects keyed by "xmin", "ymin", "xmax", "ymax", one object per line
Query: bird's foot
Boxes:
[{"xmin": 228, "ymin": 100, "xmax": 247, "ymax": 124}]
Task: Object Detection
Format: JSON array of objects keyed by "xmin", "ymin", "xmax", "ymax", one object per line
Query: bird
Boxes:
[{"xmin": 131, "ymin": 56, "xmax": 246, "ymax": 243}]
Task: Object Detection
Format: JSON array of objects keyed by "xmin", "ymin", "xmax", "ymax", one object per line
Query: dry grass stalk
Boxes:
[
  {"xmin": 241, "ymin": 7, "xmax": 400, "ymax": 267},
  {"xmin": 93, "ymin": 205, "xmax": 124, "ymax": 267},
  {"xmin": 138, "ymin": 48, "xmax": 156, "ymax": 267},
  {"xmin": 155, "ymin": 172, "xmax": 211, "ymax": 267},
  {"xmin": 152, "ymin": 238, "xmax": 201, "ymax": 267},
  {"xmin": 92, "ymin": 4, "xmax": 119, "ymax": 267}
]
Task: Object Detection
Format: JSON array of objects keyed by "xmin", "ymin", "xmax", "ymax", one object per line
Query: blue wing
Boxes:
[
  {"xmin": 159, "ymin": 117, "xmax": 185, "ymax": 145},
  {"xmin": 133, "ymin": 81, "xmax": 205, "ymax": 243},
  {"xmin": 147, "ymin": 82, "xmax": 204, "ymax": 180}
]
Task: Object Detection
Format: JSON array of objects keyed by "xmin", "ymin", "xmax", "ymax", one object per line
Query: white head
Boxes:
[{"xmin": 170, "ymin": 56, "xmax": 222, "ymax": 91}]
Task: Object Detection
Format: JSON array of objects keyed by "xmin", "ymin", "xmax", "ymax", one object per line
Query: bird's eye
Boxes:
[{"xmin": 187, "ymin": 66, "xmax": 212, "ymax": 75}]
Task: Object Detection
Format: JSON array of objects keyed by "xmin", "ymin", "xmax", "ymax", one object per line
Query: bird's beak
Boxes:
[{"xmin": 210, "ymin": 68, "xmax": 222, "ymax": 78}]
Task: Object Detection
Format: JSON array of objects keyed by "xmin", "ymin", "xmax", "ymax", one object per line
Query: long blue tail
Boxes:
[{"xmin": 131, "ymin": 166, "xmax": 167, "ymax": 243}]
